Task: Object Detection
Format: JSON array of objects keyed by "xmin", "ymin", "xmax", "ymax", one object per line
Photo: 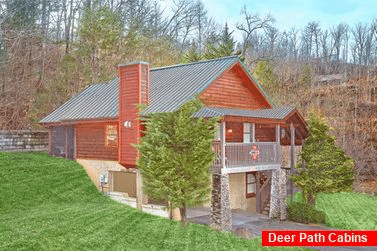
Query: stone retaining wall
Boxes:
[{"xmin": 0, "ymin": 130, "xmax": 48, "ymax": 152}]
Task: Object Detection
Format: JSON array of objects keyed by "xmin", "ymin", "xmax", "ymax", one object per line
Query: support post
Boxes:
[
  {"xmin": 276, "ymin": 124, "xmax": 281, "ymax": 164},
  {"xmin": 290, "ymin": 123, "xmax": 295, "ymax": 204},
  {"xmin": 136, "ymin": 169, "xmax": 143, "ymax": 210},
  {"xmin": 269, "ymin": 169, "xmax": 280, "ymax": 218},
  {"xmin": 276, "ymin": 124, "xmax": 280, "ymax": 143},
  {"xmin": 220, "ymin": 121, "xmax": 226, "ymax": 168},
  {"xmin": 210, "ymin": 173, "xmax": 232, "ymax": 232},
  {"xmin": 256, "ymin": 172, "xmax": 260, "ymax": 213},
  {"xmin": 251, "ymin": 123, "xmax": 255, "ymax": 143}
]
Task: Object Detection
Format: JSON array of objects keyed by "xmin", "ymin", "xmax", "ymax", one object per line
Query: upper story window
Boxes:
[{"xmin": 105, "ymin": 125, "xmax": 118, "ymax": 147}]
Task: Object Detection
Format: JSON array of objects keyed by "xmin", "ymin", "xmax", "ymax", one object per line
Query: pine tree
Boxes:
[
  {"xmin": 136, "ymin": 98, "xmax": 219, "ymax": 226},
  {"xmin": 203, "ymin": 22, "xmax": 235, "ymax": 59},
  {"xmin": 253, "ymin": 60, "xmax": 277, "ymax": 90},
  {"xmin": 291, "ymin": 109, "xmax": 355, "ymax": 205},
  {"xmin": 182, "ymin": 42, "xmax": 202, "ymax": 63}
]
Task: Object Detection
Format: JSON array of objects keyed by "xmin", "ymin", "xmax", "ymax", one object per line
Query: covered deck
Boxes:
[{"xmin": 195, "ymin": 106, "xmax": 308, "ymax": 174}]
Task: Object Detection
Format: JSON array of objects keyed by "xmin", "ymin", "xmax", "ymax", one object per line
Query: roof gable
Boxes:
[{"xmin": 199, "ymin": 62, "xmax": 272, "ymax": 110}]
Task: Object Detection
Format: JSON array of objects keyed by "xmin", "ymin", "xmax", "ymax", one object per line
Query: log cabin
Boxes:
[{"xmin": 40, "ymin": 56, "xmax": 308, "ymax": 231}]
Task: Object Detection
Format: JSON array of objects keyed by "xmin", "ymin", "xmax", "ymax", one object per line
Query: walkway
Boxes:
[{"xmin": 187, "ymin": 207, "xmax": 375, "ymax": 251}]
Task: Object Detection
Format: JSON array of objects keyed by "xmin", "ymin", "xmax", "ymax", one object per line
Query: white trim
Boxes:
[
  {"xmin": 221, "ymin": 164, "xmax": 281, "ymax": 174},
  {"xmin": 252, "ymin": 123, "xmax": 255, "ymax": 143},
  {"xmin": 243, "ymin": 123, "xmax": 251, "ymax": 143}
]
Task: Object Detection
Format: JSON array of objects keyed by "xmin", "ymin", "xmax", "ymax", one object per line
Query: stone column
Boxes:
[
  {"xmin": 210, "ymin": 173, "xmax": 232, "ymax": 232},
  {"xmin": 269, "ymin": 169, "xmax": 280, "ymax": 218},
  {"xmin": 136, "ymin": 169, "xmax": 143, "ymax": 210},
  {"xmin": 279, "ymin": 169, "xmax": 287, "ymax": 220}
]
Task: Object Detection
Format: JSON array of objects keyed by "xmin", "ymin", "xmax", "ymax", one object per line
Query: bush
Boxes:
[{"xmin": 287, "ymin": 202, "xmax": 326, "ymax": 224}]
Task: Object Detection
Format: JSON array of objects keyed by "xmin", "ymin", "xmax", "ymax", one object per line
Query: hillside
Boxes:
[
  {"xmin": 253, "ymin": 60, "xmax": 377, "ymax": 189},
  {"xmin": 0, "ymin": 152, "xmax": 306, "ymax": 250}
]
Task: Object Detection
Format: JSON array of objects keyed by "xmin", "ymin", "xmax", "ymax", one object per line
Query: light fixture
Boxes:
[
  {"xmin": 124, "ymin": 121, "xmax": 132, "ymax": 128},
  {"xmin": 227, "ymin": 129, "xmax": 233, "ymax": 133}
]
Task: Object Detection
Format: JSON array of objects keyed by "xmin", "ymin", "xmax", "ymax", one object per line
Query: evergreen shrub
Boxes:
[{"xmin": 287, "ymin": 202, "xmax": 326, "ymax": 224}]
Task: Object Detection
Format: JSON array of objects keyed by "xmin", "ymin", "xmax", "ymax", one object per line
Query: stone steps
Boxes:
[{"xmin": 262, "ymin": 203, "xmax": 270, "ymax": 215}]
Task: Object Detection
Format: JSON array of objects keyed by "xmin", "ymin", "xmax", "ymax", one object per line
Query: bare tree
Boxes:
[
  {"xmin": 236, "ymin": 5, "xmax": 274, "ymax": 57},
  {"xmin": 264, "ymin": 25, "xmax": 279, "ymax": 57},
  {"xmin": 330, "ymin": 23, "xmax": 348, "ymax": 62},
  {"xmin": 351, "ymin": 23, "xmax": 369, "ymax": 65}
]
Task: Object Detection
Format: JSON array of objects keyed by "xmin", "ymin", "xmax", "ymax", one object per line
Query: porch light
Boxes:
[
  {"xmin": 124, "ymin": 121, "xmax": 131, "ymax": 128},
  {"xmin": 227, "ymin": 129, "xmax": 233, "ymax": 133},
  {"xmin": 281, "ymin": 128, "xmax": 285, "ymax": 137}
]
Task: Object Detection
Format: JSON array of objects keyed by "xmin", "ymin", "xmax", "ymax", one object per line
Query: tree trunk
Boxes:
[
  {"xmin": 168, "ymin": 202, "xmax": 173, "ymax": 220},
  {"xmin": 307, "ymin": 193, "xmax": 315, "ymax": 206},
  {"xmin": 179, "ymin": 204, "xmax": 187, "ymax": 227}
]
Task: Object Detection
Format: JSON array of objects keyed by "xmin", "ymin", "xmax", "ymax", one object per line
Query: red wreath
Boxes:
[{"xmin": 249, "ymin": 145, "xmax": 260, "ymax": 160}]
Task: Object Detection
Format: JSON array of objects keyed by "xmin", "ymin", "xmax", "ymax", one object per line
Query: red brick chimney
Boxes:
[{"xmin": 118, "ymin": 62, "xmax": 149, "ymax": 167}]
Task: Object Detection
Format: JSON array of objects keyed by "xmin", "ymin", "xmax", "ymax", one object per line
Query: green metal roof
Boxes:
[
  {"xmin": 193, "ymin": 106, "xmax": 295, "ymax": 120},
  {"xmin": 40, "ymin": 56, "xmax": 273, "ymax": 123}
]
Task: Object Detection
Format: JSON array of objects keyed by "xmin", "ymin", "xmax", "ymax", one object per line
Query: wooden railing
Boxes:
[{"xmin": 212, "ymin": 142, "xmax": 280, "ymax": 168}]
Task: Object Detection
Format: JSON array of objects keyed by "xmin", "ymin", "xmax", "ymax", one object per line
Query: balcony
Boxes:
[{"xmin": 212, "ymin": 141, "xmax": 281, "ymax": 174}]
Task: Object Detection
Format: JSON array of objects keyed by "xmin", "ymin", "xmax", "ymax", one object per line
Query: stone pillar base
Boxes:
[
  {"xmin": 269, "ymin": 168, "xmax": 288, "ymax": 220},
  {"xmin": 210, "ymin": 173, "xmax": 232, "ymax": 232}
]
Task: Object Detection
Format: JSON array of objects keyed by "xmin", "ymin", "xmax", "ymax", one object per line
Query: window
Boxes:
[
  {"xmin": 243, "ymin": 123, "xmax": 254, "ymax": 143},
  {"xmin": 246, "ymin": 172, "xmax": 256, "ymax": 198},
  {"xmin": 243, "ymin": 123, "xmax": 250, "ymax": 143},
  {"xmin": 105, "ymin": 125, "xmax": 118, "ymax": 147}
]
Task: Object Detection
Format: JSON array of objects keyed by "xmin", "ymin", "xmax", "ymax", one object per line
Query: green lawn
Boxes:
[
  {"xmin": 0, "ymin": 152, "xmax": 305, "ymax": 251},
  {"xmin": 293, "ymin": 191, "xmax": 377, "ymax": 230}
]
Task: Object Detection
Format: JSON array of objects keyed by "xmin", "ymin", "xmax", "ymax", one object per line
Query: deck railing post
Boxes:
[{"xmin": 276, "ymin": 124, "xmax": 280, "ymax": 164}]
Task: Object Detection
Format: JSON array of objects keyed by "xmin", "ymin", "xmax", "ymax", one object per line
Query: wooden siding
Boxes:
[
  {"xmin": 199, "ymin": 63, "xmax": 271, "ymax": 109},
  {"xmin": 118, "ymin": 63, "xmax": 149, "ymax": 166},
  {"xmin": 226, "ymin": 122, "xmax": 243, "ymax": 142},
  {"xmin": 255, "ymin": 124, "xmax": 276, "ymax": 142},
  {"xmin": 76, "ymin": 122, "xmax": 118, "ymax": 161}
]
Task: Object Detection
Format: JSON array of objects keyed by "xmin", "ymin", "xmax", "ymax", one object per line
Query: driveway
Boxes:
[{"xmin": 187, "ymin": 207, "xmax": 375, "ymax": 251}]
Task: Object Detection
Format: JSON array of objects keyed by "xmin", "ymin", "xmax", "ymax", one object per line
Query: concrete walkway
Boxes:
[{"xmin": 187, "ymin": 207, "xmax": 375, "ymax": 251}]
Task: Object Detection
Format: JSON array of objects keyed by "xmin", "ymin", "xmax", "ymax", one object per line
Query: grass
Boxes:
[
  {"xmin": 292, "ymin": 191, "xmax": 377, "ymax": 230},
  {"xmin": 0, "ymin": 152, "xmax": 306, "ymax": 250}
]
